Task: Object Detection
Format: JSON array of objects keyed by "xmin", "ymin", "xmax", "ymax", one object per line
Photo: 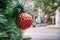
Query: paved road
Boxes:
[{"xmin": 23, "ymin": 25, "xmax": 60, "ymax": 40}]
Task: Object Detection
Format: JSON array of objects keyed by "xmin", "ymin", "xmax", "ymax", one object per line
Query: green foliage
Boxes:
[
  {"xmin": 0, "ymin": 0, "xmax": 25, "ymax": 17},
  {"xmin": 0, "ymin": 0, "xmax": 30, "ymax": 40},
  {"xmin": 34, "ymin": 0, "xmax": 59, "ymax": 14}
]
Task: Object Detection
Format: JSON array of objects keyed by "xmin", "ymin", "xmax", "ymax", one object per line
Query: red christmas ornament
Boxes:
[{"xmin": 17, "ymin": 13, "xmax": 32, "ymax": 30}]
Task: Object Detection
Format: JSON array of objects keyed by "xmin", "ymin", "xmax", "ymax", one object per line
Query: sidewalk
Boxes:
[
  {"xmin": 46, "ymin": 25, "xmax": 60, "ymax": 29},
  {"xmin": 23, "ymin": 25, "xmax": 60, "ymax": 40}
]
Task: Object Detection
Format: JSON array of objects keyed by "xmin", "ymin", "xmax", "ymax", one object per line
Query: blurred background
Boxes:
[{"xmin": 21, "ymin": 0, "xmax": 60, "ymax": 40}]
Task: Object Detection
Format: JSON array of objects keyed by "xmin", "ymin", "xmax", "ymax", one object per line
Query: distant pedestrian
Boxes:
[{"xmin": 43, "ymin": 14, "xmax": 48, "ymax": 23}]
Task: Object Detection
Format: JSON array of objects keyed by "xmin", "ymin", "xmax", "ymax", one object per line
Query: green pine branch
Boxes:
[{"xmin": 0, "ymin": 0, "xmax": 31, "ymax": 40}]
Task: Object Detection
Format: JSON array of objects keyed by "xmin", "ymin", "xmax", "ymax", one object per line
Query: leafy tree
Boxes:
[{"xmin": 34, "ymin": 0, "xmax": 60, "ymax": 14}]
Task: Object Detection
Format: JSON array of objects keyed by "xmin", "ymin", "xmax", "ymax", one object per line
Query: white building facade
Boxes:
[{"xmin": 55, "ymin": 7, "xmax": 60, "ymax": 27}]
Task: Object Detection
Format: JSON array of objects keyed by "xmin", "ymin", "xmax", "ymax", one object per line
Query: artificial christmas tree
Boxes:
[{"xmin": 0, "ymin": 0, "xmax": 31, "ymax": 40}]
